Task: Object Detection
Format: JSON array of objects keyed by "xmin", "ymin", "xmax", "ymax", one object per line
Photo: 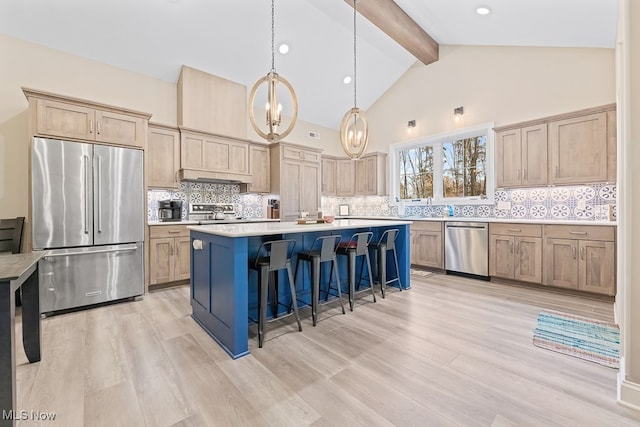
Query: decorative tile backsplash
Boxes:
[
  {"xmin": 147, "ymin": 182, "xmax": 264, "ymax": 221},
  {"xmin": 321, "ymin": 183, "xmax": 617, "ymax": 222}
]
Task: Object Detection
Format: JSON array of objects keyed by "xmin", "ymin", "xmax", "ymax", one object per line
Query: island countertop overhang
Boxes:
[{"xmin": 187, "ymin": 219, "xmax": 413, "ymax": 238}]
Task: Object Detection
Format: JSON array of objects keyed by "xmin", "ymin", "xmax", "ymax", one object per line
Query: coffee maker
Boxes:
[
  {"xmin": 267, "ymin": 198, "xmax": 279, "ymax": 219},
  {"xmin": 158, "ymin": 200, "xmax": 183, "ymax": 222}
]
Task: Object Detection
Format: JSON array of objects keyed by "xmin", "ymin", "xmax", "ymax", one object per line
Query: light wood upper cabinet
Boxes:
[
  {"xmin": 543, "ymin": 225, "xmax": 615, "ymax": 296},
  {"xmin": 410, "ymin": 221, "xmax": 443, "ymax": 269},
  {"xmin": 147, "ymin": 124, "xmax": 180, "ymax": 188},
  {"xmin": 321, "ymin": 157, "xmax": 337, "ymax": 196},
  {"xmin": 26, "ymin": 90, "xmax": 150, "ymax": 148},
  {"xmin": 355, "ymin": 153, "xmax": 386, "ymax": 196},
  {"xmin": 178, "ymin": 65, "xmax": 247, "ymax": 139},
  {"xmin": 489, "ymin": 223, "xmax": 542, "ymax": 284},
  {"xmin": 336, "ymin": 159, "xmax": 356, "ymax": 196},
  {"xmin": 249, "ymin": 143, "xmax": 270, "ymax": 193},
  {"xmin": 270, "ymin": 143, "xmax": 322, "ymax": 222},
  {"xmin": 494, "ymin": 104, "xmax": 616, "ymax": 188},
  {"xmin": 548, "ymin": 112, "xmax": 607, "ymax": 184},
  {"xmin": 496, "ymin": 124, "xmax": 547, "ymax": 188},
  {"xmin": 179, "ymin": 129, "xmax": 252, "ymax": 183}
]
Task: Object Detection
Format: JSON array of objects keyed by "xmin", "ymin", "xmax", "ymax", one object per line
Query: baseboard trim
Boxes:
[{"xmin": 619, "ymin": 378, "xmax": 640, "ymax": 411}]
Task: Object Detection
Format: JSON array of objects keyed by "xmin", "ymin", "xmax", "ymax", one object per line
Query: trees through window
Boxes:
[{"xmin": 394, "ymin": 128, "xmax": 490, "ymax": 203}]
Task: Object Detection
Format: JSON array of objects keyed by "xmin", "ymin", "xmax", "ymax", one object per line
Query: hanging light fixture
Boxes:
[
  {"xmin": 248, "ymin": 0, "xmax": 298, "ymax": 142},
  {"xmin": 340, "ymin": 0, "xmax": 369, "ymax": 159}
]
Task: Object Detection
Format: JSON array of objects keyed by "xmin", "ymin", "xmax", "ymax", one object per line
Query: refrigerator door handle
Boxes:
[
  {"xmin": 43, "ymin": 245, "xmax": 139, "ymax": 259},
  {"xmin": 83, "ymin": 155, "xmax": 90, "ymax": 235},
  {"xmin": 97, "ymin": 155, "xmax": 102, "ymax": 233}
]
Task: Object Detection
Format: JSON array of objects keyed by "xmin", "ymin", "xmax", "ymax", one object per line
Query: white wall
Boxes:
[
  {"xmin": 0, "ymin": 34, "xmax": 177, "ymax": 220},
  {"xmin": 618, "ymin": 0, "xmax": 640, "ymax": 409},
  {"xmin": 366, "ymin": 45, "xmax": 615, "ymax": 151},
  {"xmin": 0, "ymin": 33, "xmax": 342, "ymax": 222}
]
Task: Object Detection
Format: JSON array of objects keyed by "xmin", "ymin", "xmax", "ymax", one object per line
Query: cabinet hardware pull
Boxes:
[
  {"xmin": 89, "ymin": 120, "xmax": 94, "ymax": 134},
  {"xmin": 507, "ymin": 229, "xmax": 521, "ymax": 232},
  {"xmin": 555, "ymin": 165, "xmax": 559, "ymax": 178},
  {"xmin": 168, "ymin": 230, "xmax": 180, "ymax": 234},
  {"xmin": 170, "ymin": 244, "xmax": 174, "ymax": 256},
  {"xmin": 570, "ymin": 231, "xmax": 588, "ymax": 235},
  {"xmin": 97, "ymin": 121, "xmax": 101, "ymax": 135},
  {"xmin": 510, "ymin": 241, "xmax": 513, "ymax": 253},
  {"xmin": 524, "ymin": 169, "xmax": 528, "ymax": 180},
  {"xmin": 175, "ymin": 171, "xmax": 178, "ymax": 183},
  {"xmin": 175, "ymin": 242, "xmax": 179, "ymax": 256},
  {"xmin": 516, "ymin": 242, "xmax": 520, "ymax": 253},
  {"xmin": 580, "ymin": 247, "xmax": 585, "ymax": 260},
  {"xmin": 572, "ymin": 246, "xmax": 576, "ymax": 259}
]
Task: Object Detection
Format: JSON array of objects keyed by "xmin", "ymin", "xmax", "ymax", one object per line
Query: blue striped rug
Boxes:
[{"xmin": 532, "ymin": 310, "xmax": 620, "ymax": 368}]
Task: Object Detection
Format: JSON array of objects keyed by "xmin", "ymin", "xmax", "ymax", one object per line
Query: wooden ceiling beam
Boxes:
[{"xmin": 345, "ymin": 0, "xmax": 439, "ymax": 65}]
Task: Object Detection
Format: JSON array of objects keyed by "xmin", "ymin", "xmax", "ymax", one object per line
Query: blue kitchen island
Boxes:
[{"xmin": 188, "ymin": 219, "xmax": 411, "ymax": 359}]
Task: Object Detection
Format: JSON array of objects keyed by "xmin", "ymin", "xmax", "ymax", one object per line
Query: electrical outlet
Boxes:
[
  {"xmin": 497, "ymin": 201, "xmax": 511, "ymax": 211},
  {"xmin": 308, "ymin": 131, "xmax": 320, "ymax": 139}
]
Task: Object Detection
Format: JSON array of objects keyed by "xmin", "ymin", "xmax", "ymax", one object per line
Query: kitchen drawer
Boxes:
[
  {"xmin": 490, "ymin": 223, "xmax": 542, "ymax": 237},
  {"xmin": 544, "ymin": 224, "xmax": 615, "ymax": 241},
  {"xmin": 281, "ymin": 146, "xmax": 320, "ymax": 163},
  {"xmin": 149, "ymin": 225, "xmax": 190, "ymax": 239},
  {"xmin": 411, "ymin": 221, "xmax": 443, "ymax": 233}
]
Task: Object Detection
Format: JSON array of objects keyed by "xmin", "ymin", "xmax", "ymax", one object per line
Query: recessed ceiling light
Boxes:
[
  {"xmin": 278, "ymin": 43, "xmax": 289, "ymax": 54},
  {"xmin": 476, "ymin": 7, "xmax": 491, "ymax": 15},
  {"xmin": 343, "ymin": 76, "xmax": 352, "ymax": 85}
]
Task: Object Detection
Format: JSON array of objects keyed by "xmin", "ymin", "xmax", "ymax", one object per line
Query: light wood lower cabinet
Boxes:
[
  {"xmin": 149, "ymin": 225, "xmax": 190, "ymax": 285},
  {"xmin": 543, "ymin": 225, "xmax": 615, "ymax": 296},
  {"xmin": 489, "ymin": 223, "xmax": 542, "ymax": 284},
  {"xmin": 410, "ymin": 222, "xmax": 443, "ymax": 269}
]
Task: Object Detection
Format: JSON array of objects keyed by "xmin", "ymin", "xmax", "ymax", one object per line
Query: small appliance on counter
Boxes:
[
  {"xmin": 158, "ymin": 200, "xmax": 183, "ymax": 222},
  {"xmin": 267, "ymin": 198, "xmax": 280, "ymax": 219},
  {"xmin": 189, "ymin": 203, "xmax": 237, "ymax": 224}
]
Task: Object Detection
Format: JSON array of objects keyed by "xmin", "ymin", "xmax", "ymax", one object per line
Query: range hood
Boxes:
[{"xmin": 179, "ymin": 168, "xmax": 253, "ymax": 185}]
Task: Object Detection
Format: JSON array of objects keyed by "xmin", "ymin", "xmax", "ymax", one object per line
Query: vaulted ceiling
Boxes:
[{"xmin": 0, "ymin": 0, "xmax": 618, "ymax": 129}]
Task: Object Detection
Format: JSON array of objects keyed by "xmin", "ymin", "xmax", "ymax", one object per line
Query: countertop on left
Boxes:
[{"xmin": 148, "ymin": 219, "xmax": 281, "ymax": 226}]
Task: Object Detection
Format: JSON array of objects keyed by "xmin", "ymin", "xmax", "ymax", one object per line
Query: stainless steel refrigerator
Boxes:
[{"xmin": 32, "ymin": 137, "xmax": 144, "ymax": 314}]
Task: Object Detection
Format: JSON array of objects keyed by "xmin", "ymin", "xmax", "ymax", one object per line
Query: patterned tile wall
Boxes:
[
  {"xmin": 147, "ymin": 182, "xmax": 264, "ymax": 221},
  {"xmin": 321, "ymin": 184, "xmax": 617, "ymax": 222}
]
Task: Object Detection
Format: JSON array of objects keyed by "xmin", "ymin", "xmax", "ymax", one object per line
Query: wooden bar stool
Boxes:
[
  {"xmin": 369, "ymin": 228, "xmax": 403, "ymax": 298},
  {"xmin": 249, "ymin": 239, "xmax": 302, "ymax": 348},
  {"xmin": 293, "ymin": 235, "xmax": 345, "ymax": 326},
  {"xmin": 336, "ymin": 231, "xmax": 376, "ymax": 311}
]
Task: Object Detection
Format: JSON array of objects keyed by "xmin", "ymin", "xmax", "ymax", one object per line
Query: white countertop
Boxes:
[
  {"xmin": 339, "ymin": 216, "xmax": 617, "ymax": 227},
  {"xmin": 149, "ymin": 218, "xmax": 280, "ymax": 226},
  {"xmin": 188, "ymin": 219, "xmax": 413, "ymax": 237}
]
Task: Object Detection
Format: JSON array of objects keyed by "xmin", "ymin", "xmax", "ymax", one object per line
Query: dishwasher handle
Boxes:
[{"xmin": 445, "ymin": 224, "xmax": 488, "ymax": 230}]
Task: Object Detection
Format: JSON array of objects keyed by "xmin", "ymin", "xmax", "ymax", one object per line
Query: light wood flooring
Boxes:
[{"xmin": 13, "ymin": 273, "xmax": 640, "ymax": 426}]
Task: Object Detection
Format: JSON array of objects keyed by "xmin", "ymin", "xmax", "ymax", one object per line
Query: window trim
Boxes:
[{"xmin": 388, "ymin": 122, "xmax": 495, "ymax": 206}]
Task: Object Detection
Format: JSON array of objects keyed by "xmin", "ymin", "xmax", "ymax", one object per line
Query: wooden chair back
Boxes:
[{"xmin": 0, "ymin": 217, "xmax": 25, "ymax": 254}]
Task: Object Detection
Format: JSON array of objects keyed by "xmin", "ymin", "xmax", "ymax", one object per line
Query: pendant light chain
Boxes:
[
  {"xmin": 271, "ymin": 0, "xmax": 276, "ymax": 72},
  {"xmin": 353, "ymin": 0, "xmax": 357, "ymax": 109}
]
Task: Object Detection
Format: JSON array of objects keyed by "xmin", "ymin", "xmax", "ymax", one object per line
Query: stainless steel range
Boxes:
[{"xmin": 188, "ymin": 203, "xmax": 237, "ymax": 224}]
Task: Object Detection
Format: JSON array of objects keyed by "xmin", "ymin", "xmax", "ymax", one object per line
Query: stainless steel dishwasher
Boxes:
[{"xmin": 444, "ymin": 221, "xmax": 489, "ymax": 278}]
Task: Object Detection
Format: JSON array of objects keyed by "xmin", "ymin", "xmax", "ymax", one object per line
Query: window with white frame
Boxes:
[{"xmin": 389, "ymin": 123, "xmax": 494, "ymax": 205}]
